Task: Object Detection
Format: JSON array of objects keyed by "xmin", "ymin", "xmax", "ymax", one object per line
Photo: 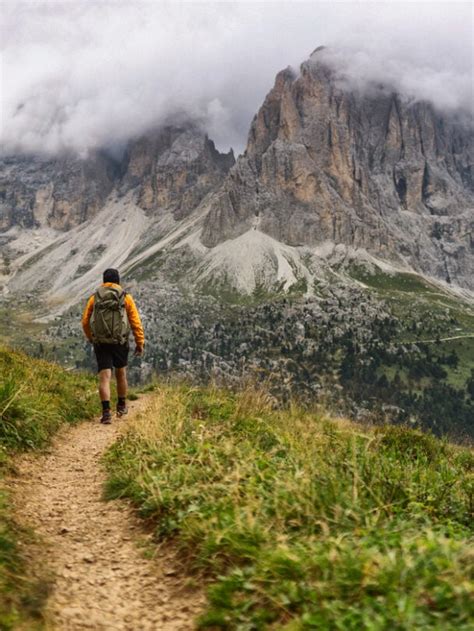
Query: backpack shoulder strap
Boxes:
[{"xmin": 95, "ymin": 285, "xmax": 109, "ymax": 299}]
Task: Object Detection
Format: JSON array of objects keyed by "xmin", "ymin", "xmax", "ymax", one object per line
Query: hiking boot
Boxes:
[
  {"xmin": 100, "ymin": 409, "xmax": 112, "ymax": 424},
  {"xmin": 116, "ymin": 403, "xmax": 128, "ymax": 417}
]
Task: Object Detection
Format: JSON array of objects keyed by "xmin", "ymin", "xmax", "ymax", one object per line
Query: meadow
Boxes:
[
  {"xmin": 0, "ymin": 345, "xmax": 472, "ymax": 629},
  {"xmin": 105, "ymin": 384, "xmax": 474, "ymax": 630}
]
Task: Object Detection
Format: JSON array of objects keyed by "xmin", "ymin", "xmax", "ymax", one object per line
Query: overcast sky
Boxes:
[{"xmin": 1, "ymin": 1, "xmax": 472, "ymax": 157}]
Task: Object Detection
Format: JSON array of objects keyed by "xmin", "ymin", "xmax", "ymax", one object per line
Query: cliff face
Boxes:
[
  {"xmin": 201, "ymin": 51, "xmax": 473, "ymax": 288},
  {"xmin": 121, "ymin": 124, "xmax": 235, "ymax": 220},
  {"xmin": 0, "ymin": 152, "xmax": 117, "ymax": 231},
  {"xmin": 0, "ymin": 124, "xmax": 235, "ymax": 233},
  {"xmin": 1, "ymin": 52, "xmax": 473, "ymax": 293}
]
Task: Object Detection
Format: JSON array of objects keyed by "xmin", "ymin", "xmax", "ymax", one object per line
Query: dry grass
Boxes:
[{"xmin": 106, "ymin": 383, "xmax": 474, "ymax": 630}]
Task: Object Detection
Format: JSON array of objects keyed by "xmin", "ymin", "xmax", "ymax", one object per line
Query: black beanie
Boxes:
[{"xmin": 103, "ymin": 268, "xmax": 120, "ymax": 284}]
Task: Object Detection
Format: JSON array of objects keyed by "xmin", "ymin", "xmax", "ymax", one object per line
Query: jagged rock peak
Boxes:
[
  {"xmin": 0, "ymin": 151, "xmax": 118, "ymax": 231},
  {"xmin": 310, "ymin": 45, "xmax": 326, "ymax": 56},
  {"xmin": 122, "ymin": 122, "xmax": 235, "ymax": 219},
  {"xmin": 0, "ymin": 121, "xmax": 235, "ymax": 232},
  {"xmin": 201, "ymin": 51, "xmax": 474, "ymax": 290}
]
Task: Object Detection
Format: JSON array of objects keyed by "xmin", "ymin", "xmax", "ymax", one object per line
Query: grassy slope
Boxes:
[
  {"xmin": 0, "ymin": 347, "xmax": 97, "ymax": 629},
  {"xmin": 0, "ymin": 309, "xmax": 46, "ymax": 357},
  {"xmin": 348, "ymin": 267, "xmax": 474, "ymax": 336},
  {"xmin": 347, "ymin": 267, "xmax": 474, "ymax": 387},
  {"xmin": 105, "ymin": 385, "xmax": 474, "ymax": 630}
]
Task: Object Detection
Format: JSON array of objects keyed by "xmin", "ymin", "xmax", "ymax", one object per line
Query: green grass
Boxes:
[
  {"xmin": 127, "ymin": 250, "xmax": 165, "ymax": 281},
  {"xmin": 0, "ymin": 309, "xmax": 47, "ymax": 355},
  {"xmin": 350, "ymin": 267, "xmax": 441, "ymax": 295},
  {"xmin": 437, "ymin": 338, "xmax": 474, "ymax": 388},
  {"xmin": 0, "ymin": 346, "xmax": 97, "ymax": 628},
  {"xmin": 199, "ymin": 275, "xmax": 306, "ymax": 306},
  {"xmin": 348, "ymin": 266, "xmax": 474, "ymax": 319},
  {"xmin": 0, "ymin": 347, "xmax": 97, "ymax": 450},
  {"xmin": 105, "ymin": 385, "xmax": 474, "ymax": 630},
  {"xmin": 348, "ymin": 265, "xmax": 474, "ymax": 342}
]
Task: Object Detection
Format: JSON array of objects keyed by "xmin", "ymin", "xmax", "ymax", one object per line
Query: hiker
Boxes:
[{"xmin": 82, "ymin": 268, "xmax": 145, "ymax": 424}]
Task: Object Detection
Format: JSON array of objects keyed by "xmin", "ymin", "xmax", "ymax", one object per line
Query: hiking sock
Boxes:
[
  {"xmin": 101, "ymin": 400, "xmax": 111, "ymax": 411},
  {"xmin": 118, "ymin": 397, "xmax": 126, "ymax": 407}
]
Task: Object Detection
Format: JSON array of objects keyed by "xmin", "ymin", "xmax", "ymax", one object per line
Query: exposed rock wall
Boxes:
[
  {"xmin": 122, "ymin": 124, "xmax": 235, "ymax": 219},
  {"xmin": 0, "ymin": 153, "xmax": 117, "ymax": 231},
  {"xmin": 1, "ymin": 51, "xmax": 472, "ymax": 291},
  {"xmin": 201, "ymin": 51, "xmax": 473, "ymax": 288},
  {"xmin": 0, "ymin": 124, "xmax": 235, "ymax": 234}
]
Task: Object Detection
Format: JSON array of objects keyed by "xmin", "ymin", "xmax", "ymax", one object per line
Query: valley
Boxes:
[
  {"xmin": 1, "ymin": 48, "xmax": 473, "ymax": 440},
  {"xmin": 3, "ymin": 258, "xmax": 473, "ymax": 440},
  {"xmin": 1, "ymin": 5, "xmax": 474, "ymax": 629}
]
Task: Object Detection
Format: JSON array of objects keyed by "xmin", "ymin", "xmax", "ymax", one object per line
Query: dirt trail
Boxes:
[
  {"xmin": 398, "ymin": 333, "xmax": 474, "ymax": 345},
  {"xmin": 9, "ymin": 399, "xmax": 203, "ymax": 630}
]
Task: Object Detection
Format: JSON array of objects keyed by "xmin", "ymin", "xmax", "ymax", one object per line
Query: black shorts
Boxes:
[{"xmin": 93, "ymin": 343, "xmax": 129, "ymax": 372}]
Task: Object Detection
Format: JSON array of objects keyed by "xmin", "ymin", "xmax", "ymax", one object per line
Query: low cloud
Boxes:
[{"xmin": 1, "ymin": 1, "xmax": 472, "ymax": 157}]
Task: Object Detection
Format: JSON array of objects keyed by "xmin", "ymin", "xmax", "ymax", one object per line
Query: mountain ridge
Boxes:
[
  {"xmin": 201, "ymin": 50, "xmax": 473, "ymax": 288},
  {"xmin": 1, "ymin": 50, "xmax": 473, "ymax": 306}
]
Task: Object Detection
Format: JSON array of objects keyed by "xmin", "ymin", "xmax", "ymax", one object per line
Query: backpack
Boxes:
[{"xmin": 90, "ymin": 285, "xmax": 130, "ymax": 345}]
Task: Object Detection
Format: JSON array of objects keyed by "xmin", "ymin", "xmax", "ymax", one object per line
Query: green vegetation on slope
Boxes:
[
  {"xmin": 347, "ymin": 265, "xmax": 474, "ymax": 337},
  {"xmin": 0, "ymin": 347, "xmax": 97, "ymax": 628},
  {"xmin": 0, "ymin": 308, "xmax": 47, "ymax": 357},
  {"xmin": 105, "ymin": 385, "xmax": 474, "ymax": 630}
]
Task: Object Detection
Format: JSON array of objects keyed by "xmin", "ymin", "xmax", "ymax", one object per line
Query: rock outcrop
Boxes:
[
  {"xmin": 1, "ymin": 50, "xmax": 473, "ymax": 292},
  {"xmin": 0, "ymin": 123, "xmax": 235, "ymax": 233},
  {"xmin": 201, "ymin": 50, "xmax": 474, "ymax": 288},
  {"xmin": 121, "ymin": 124, "xmax": 235, "ymax": 219},
  {"xmin": 0, "ymin": 152, "xmax": 118, "ymax": 231}
]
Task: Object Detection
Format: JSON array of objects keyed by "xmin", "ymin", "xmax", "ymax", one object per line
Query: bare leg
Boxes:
[
  {"xmin": 98, "ymin": 369, "xmax": 112, "ymax": 402},
  {"xmin": 116, "ymin": 367, "xmax": 128, "ymax": 399}
]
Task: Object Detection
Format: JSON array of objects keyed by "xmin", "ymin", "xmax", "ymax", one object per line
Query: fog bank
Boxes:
[{"xmin": 1, "ymin": 1, "xmax": 472, "ymax": 156}]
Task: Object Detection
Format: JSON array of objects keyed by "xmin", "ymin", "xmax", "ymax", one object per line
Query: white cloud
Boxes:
[{"xmin": 0, "ymin": 1, "xmax": 472, "ymax": 157}]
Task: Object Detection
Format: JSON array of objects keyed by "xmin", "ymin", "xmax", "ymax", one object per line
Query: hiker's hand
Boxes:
[{"xmin": 134, "ymin": 345, "xmax": 144, "ymax": 357}]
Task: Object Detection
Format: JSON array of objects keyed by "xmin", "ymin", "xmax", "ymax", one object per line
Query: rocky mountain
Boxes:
[
  {"xmin": 0, "ymin": 123, "xmax": 234, "ymax": 233},
  {"xmin": 122, "ymin": 124, "xmax": 234, "ymax": 220},
  {"xmin": 201, "ymin": 48, "xmax": 474, "ymax": 289},
  {"xmin": 0, "ymin": 48, "xmax": 473, "ymax": 306},
  {"xmin": 0, "ymin": 123, "xmax": 235, "ymax": 304},
  {"xmin": 0, "ymin": 152, "xmax": 117, "ymax": 232},
  {"xmin": 1, "ymin": 49, "xmax": 473, "ymax": 438}
]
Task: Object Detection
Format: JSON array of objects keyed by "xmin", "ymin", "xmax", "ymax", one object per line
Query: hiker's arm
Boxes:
[
  {"xmin": 125, "ymin": 295, "xmax": 145, "ymax": 349},
  {"xmin": 81, "ymin": 295, "xmax": 94, "ymax": 341}
]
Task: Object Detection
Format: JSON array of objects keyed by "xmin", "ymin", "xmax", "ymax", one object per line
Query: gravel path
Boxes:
[{"xmin": 9, "ymin": 399, "xmax": 203, "ymax": 630}]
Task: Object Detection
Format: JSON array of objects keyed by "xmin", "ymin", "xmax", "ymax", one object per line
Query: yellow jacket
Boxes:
[{"xmin": 82, "ymin": 283, "xmax": 145, "ymax": 347}]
